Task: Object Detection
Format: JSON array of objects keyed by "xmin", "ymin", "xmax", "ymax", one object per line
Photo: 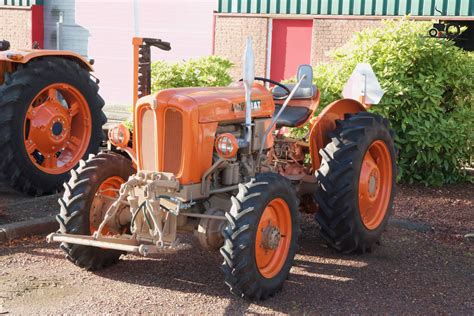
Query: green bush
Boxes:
[
  {"xmin": 301, "ymin": 19, "xmax": 473, "ymax": 186},
  {"xmin": 151, "ymin": 55, "xmax": 233, "ymax": 92}
]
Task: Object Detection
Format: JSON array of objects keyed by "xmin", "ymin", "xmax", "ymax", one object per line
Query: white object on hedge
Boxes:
[{"xmin": 343, "ymin": 63, "xmax": 384, "ymax": 105}]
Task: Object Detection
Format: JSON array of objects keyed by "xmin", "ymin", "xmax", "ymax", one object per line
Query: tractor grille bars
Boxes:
[
  {"xmin": 163, "ymin": 109, "xmax": 183, "ymax": 175},
  {"xmin": 139, "ymin": 107, "xmax": 183, "ymax": 175}
]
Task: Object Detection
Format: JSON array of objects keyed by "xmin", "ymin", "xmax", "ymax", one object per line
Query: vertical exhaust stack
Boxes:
[{"xmin": 242, "ymin": 37, "xmax": 255, "ymax": 147}]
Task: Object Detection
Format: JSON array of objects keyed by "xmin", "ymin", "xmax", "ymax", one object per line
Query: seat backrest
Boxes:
[
  {"xmin": 272, "ymin": 64, "xmax": 316, "ymax": 100},
  {"xmin": 297, "ymin": 64, "xmax": 313, "ymax": 88}
]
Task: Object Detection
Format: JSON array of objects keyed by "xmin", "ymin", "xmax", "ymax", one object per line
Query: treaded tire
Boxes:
[
  {"xmin": 221, "ymin": 173, "xmax": 299, "ymax": 300},
  {"xmin": 314, "ymin": 112, "xmax": 396, "ymax": 253},
  {"xmin": 57, "ymin": 152, "xmax": 133, "ymax": 271},
  {"xmin": 0, "ymin": 57, "xmax": 106, "ymax": 196}
]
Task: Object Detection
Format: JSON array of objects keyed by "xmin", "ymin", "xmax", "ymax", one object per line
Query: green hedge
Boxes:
[
  {"xmin": 303, "ymin": 19, "xmax": 473, "ymax": 186},
  {"xmin": 151, "ymin": 56, "xmax": 233, "ymax": 92}
]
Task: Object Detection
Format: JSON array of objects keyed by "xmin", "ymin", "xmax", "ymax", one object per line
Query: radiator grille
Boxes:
[
  {"xmin": 163, "ymin": 109, "xmax": 183, "ymax": 174},
  {"xmin": 140, "ymin": 109, "xmax": 156, "ymax": 170}
]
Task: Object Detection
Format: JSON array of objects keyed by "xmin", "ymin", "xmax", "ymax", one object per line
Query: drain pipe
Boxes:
[
  {"xmin": 56, "ymin": 11, "xmax": 64, "ymax": 50},
  {"xmin": 133, "ymin": 0, "xmax": 140, "ymax": 36}
]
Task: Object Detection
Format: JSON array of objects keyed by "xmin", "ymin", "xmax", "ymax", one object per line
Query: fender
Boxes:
[
  {"xmin": 0, "ymin": 49, "xmax": 93, "ymax": 71},
  {"xmin": 309, "ymin": 98, "xmax": 367, "ymax": 171}
]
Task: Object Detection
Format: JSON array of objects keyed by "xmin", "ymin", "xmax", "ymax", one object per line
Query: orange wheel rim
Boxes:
[
  {"xmin": 23, "ymin": 83, "xmax": 92, "ymax": 174},
  {"xmin": 358, "ymin": 140, "xmax": 392, "ymax": 230},
  {"xmin": 255, "ymin": 198, "xmax": 292, "ymax": 279},
  {"xmin": 89, "ymin": 176, "xmax": 125, "ymax": 235}
]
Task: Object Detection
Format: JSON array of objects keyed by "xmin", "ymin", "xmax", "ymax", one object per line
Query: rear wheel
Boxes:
[
  {"xmin": 428, "ymin": 28, "xmax": 439, "ymax": 37},
  {"xmin": 221, "ymin": 173, "xmax": 299, "ymax": 300},
  {"xmin": 314, "ymin": 112, "xmax": 396, "ymax": 253},
  {"xmin": 57, "ymin": 152, "xmax": 134, "ymax": 270},
  {"xmin": 0, "ymin": 57, "xmax": 106, "ymax": 196}
]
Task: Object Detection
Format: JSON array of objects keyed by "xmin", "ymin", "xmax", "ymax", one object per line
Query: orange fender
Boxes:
[
  {"xmin": 309, "ymin": 98, "xmax": 366, "ymax": 171},
  {"xmin": 0, "ymin": 49, "xmax": 93, "ymax": 71}
]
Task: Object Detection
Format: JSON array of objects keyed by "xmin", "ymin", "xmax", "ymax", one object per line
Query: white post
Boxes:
[{"xmin": 133, "ymin": 0, "xmax": 140, "ymax": 37}]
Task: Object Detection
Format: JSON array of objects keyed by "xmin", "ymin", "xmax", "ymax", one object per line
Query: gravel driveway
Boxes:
[{"xmin": 0, "ymin": 184, "xmax": 473, "ymax": 314}]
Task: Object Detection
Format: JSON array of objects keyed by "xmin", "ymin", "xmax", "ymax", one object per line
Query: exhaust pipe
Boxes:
[{"xmin": 242, "ymin": 37, "xmax": 255, "ymax": 147}]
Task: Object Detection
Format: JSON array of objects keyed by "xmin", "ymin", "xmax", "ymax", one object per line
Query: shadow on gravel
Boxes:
[
  {"xmin": 92, "ymin": 217, "xmax": 374, "ymax": 314},
  {"xmin": 0, "ymin": 237, "xmax": 64, "ymax": 260}
]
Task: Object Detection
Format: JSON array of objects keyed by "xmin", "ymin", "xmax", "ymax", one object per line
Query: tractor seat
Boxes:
[
  {"xmin": 273, "ymin": 104, "xmax": 312, "ymax": 128},
  {"xmin": 271, "ymin": 64, "xmax": 317, "ymax": 100},
  {"xmin": 272, "ymin": 83, "xmax": 317, "ymax": 100},
  {"xmin": 271, "ymin": 64, "xmax": 316, "ymax": 127}
]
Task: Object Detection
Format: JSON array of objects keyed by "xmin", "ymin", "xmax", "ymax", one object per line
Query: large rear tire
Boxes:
[
  {"xmin": 57, "ymin": 152, "xmax": 134, "ymax": 270},
  {"xmin": 221, "ymin": 173, "xmax": 299, "ymax": 300},
  {"xmin": 314, "ymin": 112, "xmax": 396, "ymax": 253},
  {"xmin": 0, "ymin": 57, "xmax": 106, "ymax": 196}
]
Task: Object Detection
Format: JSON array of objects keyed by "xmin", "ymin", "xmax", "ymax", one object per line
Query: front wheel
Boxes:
[
  {"xmin": 221, "ymin": 173, "xmax": 299, "ymax": 300},
  {"xmin": 57, "ymin": 152, "xmax": 134, "ymax": 270},
  {"xmin": 314, "ymin": 112, "xmax": 396, "ymax": 253}
]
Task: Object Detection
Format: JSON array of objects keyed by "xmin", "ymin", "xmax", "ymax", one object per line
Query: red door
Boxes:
[{"xmin": 270, "ymin": 19, "xmax": 313, "ymax": 82}]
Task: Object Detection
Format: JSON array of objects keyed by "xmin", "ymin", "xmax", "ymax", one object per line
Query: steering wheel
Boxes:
[{"xmin": 239, "ymin": 77, "xmax": 291, "ymax": 98}]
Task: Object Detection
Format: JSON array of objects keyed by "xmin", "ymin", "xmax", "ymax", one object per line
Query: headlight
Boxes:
[
  {"xmin": 215, "ymin": 133, "xmax": 239, "ymax": 159},
  {"xmin": 108, "ymin": 124, "xmax": 130, "ymax": 148}
]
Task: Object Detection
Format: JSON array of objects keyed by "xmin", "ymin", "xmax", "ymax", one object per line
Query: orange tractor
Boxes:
[
  {"xmin": 0, "ymin": 39, "xmax": 106, "ymax": 196},
  {"xmin": 47, "ymin": 37, "xmax": 396, "ymax": 299}
]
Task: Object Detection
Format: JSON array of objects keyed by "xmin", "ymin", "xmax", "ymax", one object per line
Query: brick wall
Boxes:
[
  {"xmin": 311, "ymin": 19, "xmax": 383, "ymax": 64},
  {"xmin": 0, "ymin": 7, "xmax": 33, "ymax": 49},
  {"xmin": 214, "ymin": 15, "xmax": 385, "ymax": 79},
  {"xmin": 214, "ymin": 16, "xmax": 269, "ymax": 80}
]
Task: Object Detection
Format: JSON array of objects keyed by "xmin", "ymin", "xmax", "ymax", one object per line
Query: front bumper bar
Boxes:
[{"xmin": 46, "ymin": 233, "xmax": 159, "ymax": 256}]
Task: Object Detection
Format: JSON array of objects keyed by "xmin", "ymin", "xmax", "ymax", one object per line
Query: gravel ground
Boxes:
[
  {"xmin": 0, "ymin": 184, "xmax": 472, "ymax": 314},
  {"xmin": 393, "ymin": 183, "xmax": 473, "ymax": 249},
  {"xmin": 0, "ymin": 181, "xmax": 58, "ymax": 225}
]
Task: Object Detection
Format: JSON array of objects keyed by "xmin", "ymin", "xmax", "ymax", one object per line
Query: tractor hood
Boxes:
[{"xmin": 152, "ymin": 83, "xmax": 275, "ymax": 123}]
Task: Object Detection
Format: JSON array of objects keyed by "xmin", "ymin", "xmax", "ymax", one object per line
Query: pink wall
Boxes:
[{"xmin": 74, "ymin": 0, "xmax": 216, "ymax": 105}]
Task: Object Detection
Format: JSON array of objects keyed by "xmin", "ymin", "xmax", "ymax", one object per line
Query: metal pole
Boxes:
[
  {"xmin": 56, "ymin": 11, "xmax": 64, "ymax": 50},
  {"xmin": 133, "ymin": 0, "xmax": 140, "ymax": 37}
]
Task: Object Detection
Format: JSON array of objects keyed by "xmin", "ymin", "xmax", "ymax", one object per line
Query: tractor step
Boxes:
[{"xmin": 46, "ymin": 232, "xmax": 179, "ymax": 256}]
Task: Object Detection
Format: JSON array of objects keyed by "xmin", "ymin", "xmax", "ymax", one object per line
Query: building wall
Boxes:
[
  {"xmin": 43, "ymin": 0, "xmax": 216, "ymax": 106},
  {"xmin": 311, "ymin": 19, "xmax": 382, "ymax": 64},
  {"xmin": 0, "ymin": 7, "xmax": 33, "ymax": 49},
  {"xmin": 214, "ymin": 15, "xmax": 384, "ymax": 80},
  {"xmin": 214, "ymin": 16, "xmax": 269, "ymax": 79}
]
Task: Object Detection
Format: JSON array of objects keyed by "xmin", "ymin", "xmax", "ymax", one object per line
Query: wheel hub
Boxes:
[
  {"xmin": 368, "ymin": 169, "xmax": 380, "ymax": 198},
  {"xmin": 23, "ymin": 83, "xmax": 92, "ymax": 174},
  {"xmin": 52, "ymin": 121, "xmax": 64, "ymax": 136},
  {"xmin": 27, "ymin": 101, "xmax": 70, "ymax": 155},
  {"xmin": 261, "ymin": 225, "xmax": 281, "ymax": 250}
]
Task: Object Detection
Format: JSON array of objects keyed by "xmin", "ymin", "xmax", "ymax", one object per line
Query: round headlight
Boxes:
[
  {"xmin": 108, "ymin": 124, "xmax": 130, "ymax": 148},
  {"xmin": 215, "ymin": 133, "xmax": 239, "ymax": 159}
]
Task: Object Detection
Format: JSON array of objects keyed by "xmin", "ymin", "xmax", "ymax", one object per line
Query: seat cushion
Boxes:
[
  {"xmin": 272, "ymin": 84, "xmax": 317, "ymax": 100},
  {"xmin": 274, "ymin": 105, "xmax": 312, "ymax": 128}
]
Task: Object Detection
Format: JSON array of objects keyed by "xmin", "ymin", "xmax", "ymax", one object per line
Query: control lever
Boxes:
[{"xmin": 142, "ymin": 38, "xmax": 171, "ymax": 51}]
